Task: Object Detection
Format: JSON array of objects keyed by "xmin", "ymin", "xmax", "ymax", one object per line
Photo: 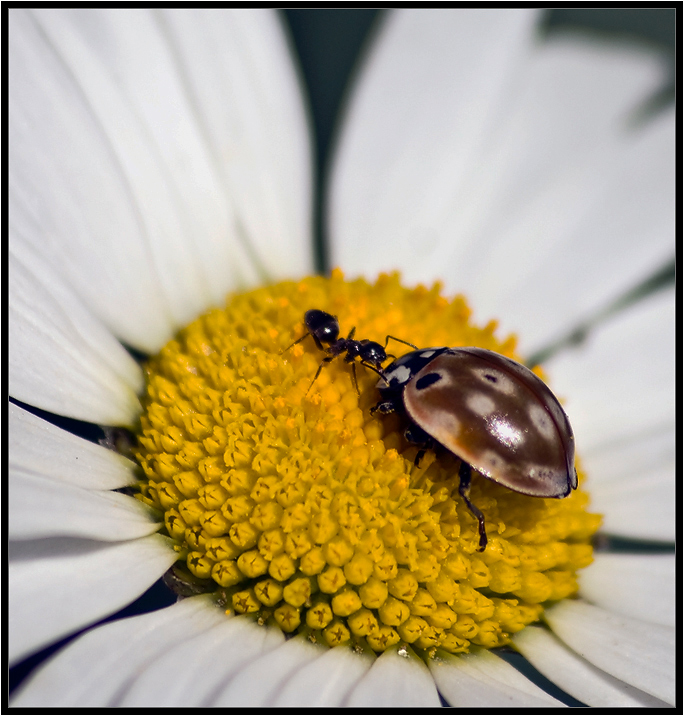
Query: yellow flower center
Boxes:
[{"xmin": 134, "ymin": 270, "xmax": 600, "ymax": 655}]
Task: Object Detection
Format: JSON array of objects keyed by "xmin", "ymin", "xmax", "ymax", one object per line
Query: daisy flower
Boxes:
[{"xmin": 9, "ymin": 8, "xmax": 674, "ymax": 707}]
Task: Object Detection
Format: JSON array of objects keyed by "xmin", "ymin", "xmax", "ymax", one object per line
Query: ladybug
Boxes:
[
  {"xmin": 372, "ymin": 347, "xmax": 577, "ymax": 551},
  {"xmin": 284, "ymin": 309, "xmax": 415, "ymax": 393}
]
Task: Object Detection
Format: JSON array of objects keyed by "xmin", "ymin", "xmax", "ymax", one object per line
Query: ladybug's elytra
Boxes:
[{"xmin": 372, "ymin": 347, "xmax": 577, "ymax": 551}]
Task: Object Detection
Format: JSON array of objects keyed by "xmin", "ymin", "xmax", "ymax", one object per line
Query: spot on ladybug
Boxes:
[
  {"xmin": 415, "ymin": 372, "xmax": 442, "ymax": 390},
  {"xmin": 372, "ymin": 346, "xmax": 577, "ymax": 552}
]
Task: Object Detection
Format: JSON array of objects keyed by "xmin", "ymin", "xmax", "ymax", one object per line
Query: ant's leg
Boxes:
[
  {"xmin": 347, "ymin": 326, "xmax": 356, "ymax": 340},
  {"xmin": 458, "ymin": 462, "xmax": 487, "ymax": 552},
  {"xmin": 384, "ymin": 335, "xmax": 417, "ymax": 350},
  {"xmin": 351, "ymin": 363, "xmax": 360, "ymax": 396},
  {"xmin": 281, "ymin": 333, "xmax": 314, "ymax": 355},
  {"xmin": 353, "ymin": 360, "xmax": 386, "ymax": 393},
  {"xmin": 307, "ymin": 355, "xmax": 334, "ymax": 394},
  {"xmin": 359, "ymin": 360, "xmax": 388, "ymax": 384}
]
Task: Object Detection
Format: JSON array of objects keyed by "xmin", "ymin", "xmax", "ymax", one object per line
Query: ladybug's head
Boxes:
[{"xmin": 377, "ymin": 348, "xmax": 449, "ymax": 392}]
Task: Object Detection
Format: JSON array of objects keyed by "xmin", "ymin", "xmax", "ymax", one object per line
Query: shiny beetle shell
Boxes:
[{"xmin": 378, "ymin": 347, "xmax": 577, "ymax": 497}]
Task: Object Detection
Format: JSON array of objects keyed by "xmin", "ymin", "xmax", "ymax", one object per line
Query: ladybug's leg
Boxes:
[
  {"xmin": 370, "ymin": 400, "xmax": 397, "ymax": 416},
  {"xmin": 404, "ymin": 423, "xmax": 433, "ymax": 467},
  {"xmin": 458, "ymin": 462, "xmax": 488, "ymax": 552}
]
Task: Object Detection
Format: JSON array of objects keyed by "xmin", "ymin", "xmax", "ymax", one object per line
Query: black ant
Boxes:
[{"xmin": 283, "ymin": 309, "xmax": 416, "ymax": 394}]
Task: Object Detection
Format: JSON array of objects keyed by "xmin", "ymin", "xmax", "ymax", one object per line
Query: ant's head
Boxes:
[{"xmin": 357, "ymin": 340, "xmax": 388, "ymax": 369}]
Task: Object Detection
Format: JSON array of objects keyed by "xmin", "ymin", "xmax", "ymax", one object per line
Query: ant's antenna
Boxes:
[{"xmin": 384, "ymin": 335, "xmax": 417, "ymax": 350}]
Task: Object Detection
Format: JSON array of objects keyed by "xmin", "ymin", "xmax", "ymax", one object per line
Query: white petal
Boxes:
[
  {"xmin": 9, "ymin": 534, "xmax": 176, "ymax": 666},
  {"xmin": 513, "ymin": 625, "xmax": 672, "ymax": 707},
  {"xmin": 11, "ymin": 596, "xmax": 225, "ymax": 707},
  {"xmin": 458, "ymin": 104, "xmax": 674, "ymax": 354},
  {"xmin": 11, "ymin": 8, "xmax": 312, "ymax": 353},
  {"xmin": 10, "ymin": 9, "xmax": 175, "ymax": 351},
  {"xmin": 10, "ymin": 467, "xmax": 159, "ymax": 541},
  {"xmin": 579, "ymin": 553, "xmax": 675, "ymax": 627},
  {"xmin": 10, "ymin": 402, "xmax": 137, "ymax": 490},
  {"xmin": 549, "ymin": 289, "xmax": 674, "ymax": 453},
  {"xmin": 120, "ymin": 616, "xmax": 284, "ymax": 707},
  {"xmin": 428, "ymin": 647, "xmax": 562, "ymax": 707},
  {"xmin": 544, "ymin": 599, "xmax": 675, "ymax": 705},
  {"xmin": 271, "ymin": 645, "xmax": 375, "ymax": 707},
  {"xmin": 329, "ymin": 9, "xmax": 669, "ymax": 350},
  {"xmin": 547, "ymin": 289, "xmax": 674, "ymax": 540},
  {"xmin": 211, "ymin": 634, "xmax": 326, "ymax": 706},
  {"xmin": 581, "ymin": 428, "xmax": 674, "ymax": 541},
  {"xmin": 344, "ymin": 645, "xmax": 441, "ymax": 707},
  {"xmin": 330, "ymin": 9, "xmax": 538, "ymax": 280},
  {"xmin": 159, "ymin": 9, "xmax": 313, "ymax": 283},
  {"xmin": 9, "ymin": 249, "xmax": 143, "ymax": 426}
]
